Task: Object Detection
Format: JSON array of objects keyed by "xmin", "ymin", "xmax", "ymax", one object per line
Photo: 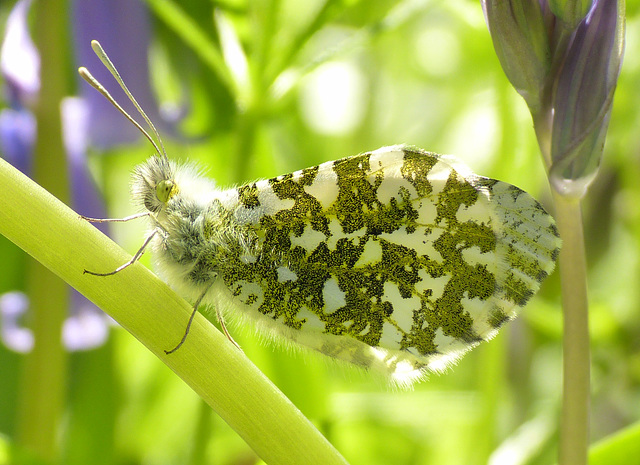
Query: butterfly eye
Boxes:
[{"xmin": 156, "ymin": 180, "xmax": 176, "ymax": 203}]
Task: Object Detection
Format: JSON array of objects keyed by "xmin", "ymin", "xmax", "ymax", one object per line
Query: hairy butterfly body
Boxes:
[{"xmin": 80, "ymin": 41, "xmax": 560, "ymax": 386}]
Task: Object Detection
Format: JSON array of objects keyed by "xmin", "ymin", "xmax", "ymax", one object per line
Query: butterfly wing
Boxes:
[{"xmin": 209, "ymin": 145, "xmax": 560, "ymax": 385}]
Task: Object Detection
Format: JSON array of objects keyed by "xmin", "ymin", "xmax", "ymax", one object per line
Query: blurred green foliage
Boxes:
[{"xmin": 1, "ymin": 1, "xmax": 639, "ymax": 464}]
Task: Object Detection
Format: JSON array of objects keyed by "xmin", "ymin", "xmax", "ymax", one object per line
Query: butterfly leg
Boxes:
[
  {"xmin": 165, "ymin": 282, "xmax": 242, "ymax": 355},
  {"xmin": 216, "ymin": 308, "xmax": 241, "ymax": 351},
  {"xmin": 81, "ymin": 212, "xmax": 151, "ymax": 223},
  {"xmin": 164, "ymin": 282, "xmax": 242, "ymax": 355},
  {"xmin": 84, "ymin": 229, "xmax": 157, "ymax": 276},
  {"xmin": 164, "ymin": 284, "xmax": 211, "ymax": 355}
]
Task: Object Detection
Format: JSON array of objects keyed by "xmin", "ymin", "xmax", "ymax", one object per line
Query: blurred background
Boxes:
[{"xmin": 0, "ymin": 0, "xmax": 639, "ymax": 464}]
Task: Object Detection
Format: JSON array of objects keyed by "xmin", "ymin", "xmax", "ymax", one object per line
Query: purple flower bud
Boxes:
[
  {"xmin": 549, "ymin": 0, "xmax": 624, "ymax": 197},
  {"xmin": 481, "ymin": 0, "xmax": 552, "ymax": 111},
  {"xmin": 549, "ymin": 0, "xmax": 594, "ymax": 28}
]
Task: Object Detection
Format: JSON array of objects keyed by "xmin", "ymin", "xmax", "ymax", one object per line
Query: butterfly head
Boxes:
[
  {"xmin": 78, "ymin": 41, "xmax": 177, "ymax": 215},
  {"xmin": 132, "ymin": 155, "xmax": 178, "ymax": 214}
]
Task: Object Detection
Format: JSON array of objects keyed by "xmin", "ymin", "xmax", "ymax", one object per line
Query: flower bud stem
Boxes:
[
  {"xmin": 552, "ymin": 190, "xmax": 590, "ymax": 465},
  {"xmin": 536, "ymin": 118, "xmax": 590, "ymax": 465}
]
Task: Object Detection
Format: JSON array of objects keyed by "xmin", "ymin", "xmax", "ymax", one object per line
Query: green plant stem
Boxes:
[
  {"xmin": 535, "ymin": 107, "xmax": 590, "ymax": 465},
  {"xmin": 0, "ymin": 158, "xmax": 349, "ymax": 465},
  {"xmin": 552, "ymin": 191, "xmax": 590, "ymax": 465},
  {"xmin": 16, "ymin": 0, "xmax": 70, "ymax": 461}
]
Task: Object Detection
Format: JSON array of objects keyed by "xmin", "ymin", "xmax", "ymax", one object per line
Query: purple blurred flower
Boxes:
[
  {"xmin": 62, "ymin": 96, "xmax": 111, "ymax": 225},
  {"xmin": 73, "ymin": 0, "xmax": 180, "ymax": 148},
  {"xmin": 0, "ymin": 0, "xmax": 37, "ymax": 175},
  {"xmin": 0, "ymin": 107, "xmax": 34, "ymax": 174},
  {"xmin": 0, "ymin": 0, "xmax": 167, "ymax": 351},
  {"xmin": 0, "ymin": 292, "xmax": 33, "ymax": 353},
  {"xmin": 0, "ymin": 0, "xmax": 39, "ymax": 107}
]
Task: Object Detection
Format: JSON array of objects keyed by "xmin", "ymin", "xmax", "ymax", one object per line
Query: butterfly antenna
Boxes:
[{"xmin": 78, "ymin": 40, "xmax": 169, "ymax": 163}]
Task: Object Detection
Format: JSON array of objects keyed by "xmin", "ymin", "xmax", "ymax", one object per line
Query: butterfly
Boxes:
[{"xmin": 80, "ymin": 41, "xmax": 560, "ymax": 386}]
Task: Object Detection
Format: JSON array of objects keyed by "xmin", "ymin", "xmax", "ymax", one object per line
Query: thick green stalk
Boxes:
[
  {"xmin": 0, "ymin": 158, "xmax": 349, "ymax": 465},
  {"xmin": 553, "ymin": 192, "xmax": 590, "ymax": 465},
  {"xmin": 535, "ymin": 110, "xmax": 590, "ymax": 464},
  {"xmin": 16, "ymin": 0, "xmax": 69, "ymax": 460}
]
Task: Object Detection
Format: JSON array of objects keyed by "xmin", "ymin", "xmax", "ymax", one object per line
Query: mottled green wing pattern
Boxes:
[{"xmin": 207, "ymin": 145, "xmax": 560, "ymax": 385}]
